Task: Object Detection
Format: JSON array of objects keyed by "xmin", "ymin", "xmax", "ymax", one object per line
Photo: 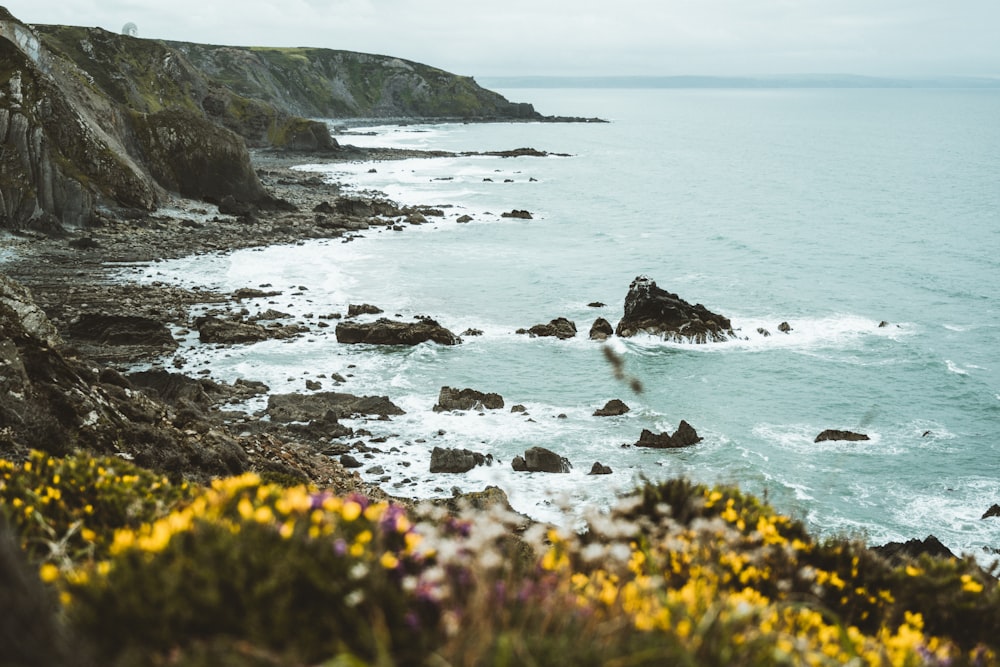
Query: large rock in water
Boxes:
[
  {"xmin": 433, "ymin": 387, "xmax": 504, "ymax": 412},
  {"xmin": 511, "ymin": 447, "xmax": 571, "ymax": 473},
  {"xmin": 429, "ymin": 447, "xmax": 494, "ymax": 473},
  {"xmin": 335, "ymin": 318, "xmax": 461, "ymax": 346},
  {"xmin": 615, "ymin": 276, "xmax": 735, "ymax": 343},
  {"xmin": 814, "ymin": 429, "xmax": 870, "ymax": 443},
  {"xmin": 526, "ymin": 317, "xmax": 577, "ymax": 339},
  {"xmin": 633, "ymin": 421, "xmax": 703, "ymax": 449}
]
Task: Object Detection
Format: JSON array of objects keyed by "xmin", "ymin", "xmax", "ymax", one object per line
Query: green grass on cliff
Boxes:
[{"xmin": 2, "ymin": 450, "xmax": 998, "ymax": 666}]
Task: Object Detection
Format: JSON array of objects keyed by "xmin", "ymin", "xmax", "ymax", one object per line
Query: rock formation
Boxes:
[
  {"xmin": 594, "ymin": 399, "xmax": 630, "ymax": 417},
  {"xmin": 335, "ymin": 318, "xmax": 461, "ymax": 346},
  {"xmin": 433, "ymin": 387, "xmax": 504, "ymax": 412},
  {"xmin": 615, "ymin": 276, "xmax": 735, "ymax": 343},
  {"xmin": 511, "ymin": 447, "xmax": 571, "ymax": 473},
  {"xmin": 814, "ymin": 429, "xmax": 870, "ymax": 443},
  {"xmin": 589, "ymin": 317, "xmax": 613, "ymax": 340},
  {"xmin": 429, "ymin": 447, "xmax": 494, "ymax": 473},
  {"xmin": 524, "ymin": 317, "xmax": 577, "ymax": 339},
  {"xmin": 266, "ymin": 392, "xmax": 404, "ymax": 421},
  {"xmin": 633, "ymin": 421, "xmax": 703, "ymax": 449}
]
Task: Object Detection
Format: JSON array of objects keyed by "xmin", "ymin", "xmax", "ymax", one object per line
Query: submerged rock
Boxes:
[
  {"xmin": 633, "ymin": 421, "xmax": 703, "ymax": 449},
  {"xmin": 335, "ymin": 318, "xmax": 461, "ymax": 345},
  {"xmin": 814, "ymin": 429, "xmax": 870, "ymax": 443},
  {"xmin": 615, "ymin": 276, "xmax": 734, "ymax": 343},
  {"xmin": 433, "ymin": 387, "xmax": 504, "ymax": 412}
]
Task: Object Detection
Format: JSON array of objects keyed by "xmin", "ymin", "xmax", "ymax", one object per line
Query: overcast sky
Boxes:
[{"xmin": 6, "ymin": 1, "xmax": 1000, "ymax": 79}]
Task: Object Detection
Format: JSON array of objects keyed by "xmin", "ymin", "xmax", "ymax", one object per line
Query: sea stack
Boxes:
[{"xmin": 615, "ymin": 276, "xmax": 735, "ymax": 343}]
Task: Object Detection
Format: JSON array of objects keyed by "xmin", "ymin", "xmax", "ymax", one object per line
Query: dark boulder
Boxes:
[
  {"xmin": 982, "ymin": 504, "xmax": 1000, "ymax": 520},
  {"xmin": 429, "ymin": 447, "xmax": 494, "ymax": 473},
  {"xmin": 594, "ymin": 399, "xmax": 630, "ymax": 417},
  {"xmin": 778, "ymin": 321, "xmax": 793, "ymax": 333},
  {"xmin": 814, "ymin": 429, "xmax": 870, "ymax": 443},
  {"xmin": 589, "ymin": 462, "xmax": 613, "ymax": 475},
  {"xmin": 347, "ymin": 303, "xmax": 384, "ymax": 317},
  {"xmin": 615, "ymin": 276, "xmax": 734, "ymax": 343},
  {"xmin": 589, "ymin": 317, "xmax": 614, "ymax": 340},
  {"xmin": 526, "ymin": 317, "xmax": 577, "ymax": 339},
  {"xmin": 511, "ymin": 447, "xmax": 571, "ymax": 473},
  {"xmin": 266, "ymin": 392, "xmax": 404, "ymax": 422},
  {"xmin": 196, "ymin": 316, "xmax": 269, "ymax": 345},
  {"xmin": 340, "ymin": 454, "xmax": 363, "ymax": 469},
  {"xmin": 871, "ymin": 536, "xmax": 956, "ymax": 566},
  {"xmin": 335, "ymin": 318, "xmax": 461, "ymax": 346},
  {"xmin": 433, "ymin": 387, "xmax": 504, "ymax": 412},
  {"xmin": 634, "ymin": 420, "xmax": 703, "ymax": 449},
  {"xmin": 501, "ymin": 209, "xmax": 532, "ymax": 219},
  {"xmin": 66, "ymin": 313, "xmax": 176, "ymax": 349}
]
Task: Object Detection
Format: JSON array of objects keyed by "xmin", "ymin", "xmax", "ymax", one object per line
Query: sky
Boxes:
[{"xmin": 5, "ymin": 1, "xmax": 1000, "ymax": 79}]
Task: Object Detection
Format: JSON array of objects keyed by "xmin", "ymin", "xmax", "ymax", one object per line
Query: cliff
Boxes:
[{"xmin": 0, "ymin": 7, "xmax": 542, "ymax": 230}]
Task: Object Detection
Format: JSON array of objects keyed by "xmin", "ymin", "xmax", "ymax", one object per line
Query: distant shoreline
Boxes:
[{"xmin": 480, "ymin": 74, "xmax": 1000, "ymax": 89}]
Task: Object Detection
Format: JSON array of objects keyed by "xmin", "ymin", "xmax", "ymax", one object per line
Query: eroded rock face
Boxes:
[
  {"xmin": 633, "ymin": 421, "xmax": 703, "ymax": 449},
  {"xmin": 615, "ymin": 276, "xmax": 734, "ymax": 343},
  {"xmin": 335, "ymin": 318, "xmax": 461, "ymax": 346},
  {"xmin": 433, "ymin": 387, "xmax": 504, "ymax": 412},
  {"xmin": 67, "ymin": 313, "xmax": 176, "ymax": 349}
]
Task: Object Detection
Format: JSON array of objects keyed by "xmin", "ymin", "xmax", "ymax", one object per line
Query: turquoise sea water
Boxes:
[{"xmin": 129, "ymin": 88, "xmax": 1000, "ymax": 557}]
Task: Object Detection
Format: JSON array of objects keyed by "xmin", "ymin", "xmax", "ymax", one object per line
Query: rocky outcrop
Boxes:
[
  {"xmin": 615, "ymin": 276, "xmax": 735, "ymax": 343},
  {"xmin": 589, "ymin": 462, "xmax": 613, "ymax": 475},
  {"xmin": 589, "ymin": 317, "xmax": 613, "ymax": 340},
  {"xmin": 871, "ymin": 536, "xmax": 956, "ymax": 565},
  {"xmin": 266, "ymin": 392, "xmax": 404, "ymax": 422},
  {"xmin": 814, "ymin": 429, "xmax": 870, "ymax": 443},
  {"xmin": 66, "ymin": 313, "xmax": 176, "ymax": 349},
  {"xmin": 511, "ymin": 447, "xmax": 571, "ymax": 473},
  {"xmin": 429, "ymin": 447, "xmax": 494, "ymax": 473},
  {"xmin": 433, "ymin": 387, "xmax": 504, "ymax": 412},
  {"xmin": 335, "ymin": 318, "xmax": 461, "ymax": 346},
  {"xmin": 634, "ymin": 421, "xmax": 703, "ymax": 449},
  {"xmin": 524, "ymin": 317, "xmax": 577, "ymax": 339},
  {"xmin": 983, "ymin": 504, "xmax": 1000, "ymax": 520},
  {"xmin": 347, "ymin": 304, "xmax": 384, "ymax": 317},
  {"xmin": 594, "ymin": 399, "xmax": 630, "ymax": 417}
]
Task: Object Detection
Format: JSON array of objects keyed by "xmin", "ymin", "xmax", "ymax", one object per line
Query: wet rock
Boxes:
[
  {"xmin": 778, "ymin": 321, "xmax": 792, "ymax": 333},
  {"xmin": 461, "ymin": 328, "xmax": 484, "ymax": 337},
  {"xmin": 196, "ymin": 316, "xmax": 270, "ymax": 344},
  {"xmin": 67, "ymin": 313, "xmax": 176, "ymax": 349},
  {"xmin": 526, "ymin": 317, "xmax": 577, "ymax": 339},
  {"xmin": 757, "ymin": 327, "xmax": 771, "ymax": 337},
  {"xmin": 589, "ymin": 317, "xmax": 614, "ymax": 340},
  {"xmin": 233, "ymin": 287, "xmax": 282, "ymax": 300},
  {"xmin": 510, "ymin": 404, "xmax": 527, "ymax": 414},
  {"xmin": 340, "ymin": 454, "xmax": 363, "ymax": 469},
  {"xmin": 594, "ymin": 399, "xmax": 630, "ymax": 417},
  {"xmin": 305, "ymin": 379, "xmax": 322, "ymax": 391},
  {"xmin": 433, "ymin": 386, "xmax": 504, "ymax": 412},
  {"xmin": 456, "ymin": 214, "xmax": 473, "ymax": 223},
  {"xmin": 430, "ymin": 446, "xmax": 494, "ymax": 473},
  {"xmin": 267, "ymin": 392, "xmax": 404, "ymax": 422},
  {"xmin": 511, "ymin": 447, "xmax": 571, "ymax": 473},
  {"xmin": 347, "ymin": 303, "xmax": 384, "ymax": 317},
  {"xmin": 871, "ymin": 535, "xmax": 956, "ymax": 565},
  {"xmin": 982, "ymin": 504, "xmax": 1000, "ymax": 519},
  {"xmin": 501, "ymin": 209, "xmax": 533, "ymax": 219},
  {"xmin": 814, "ymin": 429, "xmax": 870, "ymax": 443},
  {"xmin": 335, "ymin": 317, "xmax": 461, "ymax": 345},
  {"xmin": 615, "ymin": 276, "xmax": 734, "ymax": 343},
  {"xmin": 588, "ymin": 302, "xmax": 606, "ymax": 308},
  {"xmin": 634, "ymin": 420, "xmax": 703, "ymax": 449},
  {"xmin": 589, "ymin": 462, "xmax": 613, "ymax": 475}
]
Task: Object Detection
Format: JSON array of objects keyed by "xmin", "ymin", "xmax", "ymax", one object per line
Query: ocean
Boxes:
[{"xmin": 125, "ymin": 87, "xmax": 1000, "ymax": 558}]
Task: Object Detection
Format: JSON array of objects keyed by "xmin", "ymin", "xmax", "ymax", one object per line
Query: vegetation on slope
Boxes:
[{"xmin": 2, "ymin": 450, "xmax": 997, "ymax": 666}]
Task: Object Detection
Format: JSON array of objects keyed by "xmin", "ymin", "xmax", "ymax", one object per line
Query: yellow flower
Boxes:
[
  {"xmin": 342, "ymin": 501, "xmax": 362, "ymax": 522},
  {"xmin": 961, "ymin": 574, "xmax": 984, "ymax": 594},
  {"xmin": 380, "ymin": 552, "xmax": 400, "ymax": 569},
  {"xmin": 39, "ymin": 563, "xmax": 60, "ymax": 583}
]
